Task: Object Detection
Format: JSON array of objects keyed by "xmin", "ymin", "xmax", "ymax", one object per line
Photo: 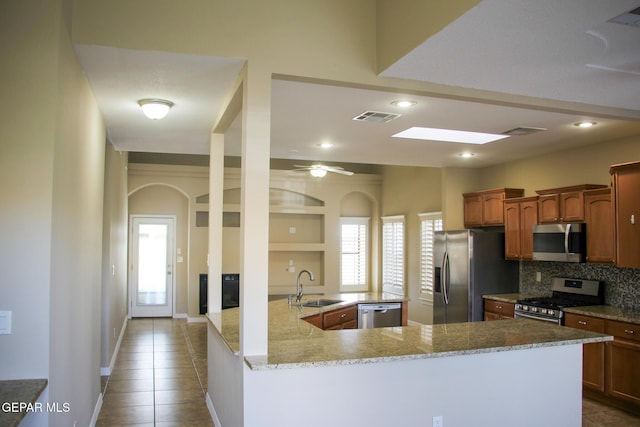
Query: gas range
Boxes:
[{"xmin": 514, "ymin": 277, "xmax": 603, "ymax": 325}]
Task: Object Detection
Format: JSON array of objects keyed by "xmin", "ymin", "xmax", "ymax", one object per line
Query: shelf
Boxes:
[{"xmin": 269, "ymin": 243, "xmax": 325, "ymax": 251}]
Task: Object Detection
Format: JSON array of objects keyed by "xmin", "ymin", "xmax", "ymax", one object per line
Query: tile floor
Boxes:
[
  {"xmin": 97, "ymin": 318, "xmax": 212, "ymax": 426},
  {"xmin": 98, "ymin": 318, "xmax": 640, "ymax": 426}
]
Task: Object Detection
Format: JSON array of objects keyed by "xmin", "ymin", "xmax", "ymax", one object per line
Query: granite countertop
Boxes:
[
  {"xmin": 484, "ymin": 293, "xmax": 640, "ymax": 325},
  {"xmin": 564, "ymin": 305, "xmax": 640, "ymax": 325},
  {"xmin": 208, "ymin": 292, "xmax": 610, "ymax": 370},
  {"xmin": 483, "ymin": 293, "xmax": 533, "ymax": 303},
  {"xmin": 0, "ymin": 379, "xmax": 48, "ymax": 427}
]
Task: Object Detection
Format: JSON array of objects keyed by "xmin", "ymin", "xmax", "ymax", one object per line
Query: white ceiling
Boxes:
[{"xmin": 75, "ymin": 0, "xmax": 640, "ymax": 169}]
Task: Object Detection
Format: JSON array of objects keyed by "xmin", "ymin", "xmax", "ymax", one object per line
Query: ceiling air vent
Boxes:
[
  {"xmin": 501, "ymin": 126, "xmax": 547, "ymax": 136},
  {"xmin": 609, "ymin": 7, "xmax": 640, "ymax": 27},
  {"xmin": 352, "ymin": 111, "xmax": 401, "ymax": 123}
]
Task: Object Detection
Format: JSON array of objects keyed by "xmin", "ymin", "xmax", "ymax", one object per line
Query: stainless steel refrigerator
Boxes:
[{"xmin": 433, "ymin": 230, "xmax": 519, "ymax": 324}]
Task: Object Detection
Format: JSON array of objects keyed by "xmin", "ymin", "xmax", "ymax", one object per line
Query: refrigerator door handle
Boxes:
[{"xmin": 443, "ymin": 251, "xmax": 450, "ymax": 305}]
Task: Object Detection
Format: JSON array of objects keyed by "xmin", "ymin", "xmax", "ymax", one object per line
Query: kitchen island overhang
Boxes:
[{"xmin": 207, "ymin": 295, "xmax": 611, "ymax": 426}]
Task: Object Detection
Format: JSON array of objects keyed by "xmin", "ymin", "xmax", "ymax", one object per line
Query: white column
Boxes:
[
  {"xmin": 208, "ymin": 132, "xmax": 225, "ymax": 313},
  {"xmin": 240, "ymin": 66, "xmax": 270, "ymax": 356}
]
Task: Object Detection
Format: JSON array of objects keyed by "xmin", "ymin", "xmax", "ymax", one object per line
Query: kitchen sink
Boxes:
[{"xmin": 301, "ymin": 299, "xmax": 343, "ymax": 308}]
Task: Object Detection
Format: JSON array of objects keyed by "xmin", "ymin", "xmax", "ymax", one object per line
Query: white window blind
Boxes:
[
  {"xmin": 419, "ymin": 212, "xmax": 443, "ymax": 301},
  {"xmin": 382, "ymin": 215, "xmax": 405, "ymax": 295},
  {"xmin": 340, "ymin": 218, "xmax": 369, "ymax": 291}
]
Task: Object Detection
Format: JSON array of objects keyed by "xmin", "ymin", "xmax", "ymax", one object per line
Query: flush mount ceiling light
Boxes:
[
  {"xmin": 391, "ymin": 100, "xmax": 417, "ymax": 108},
  {"xmin": 393, "ymin": 127, "xmax": 509, "ymax": 145},
  {"xmin": 574, "ymin": 121, "xmax": 597, "ymax": 128},
  {"xmin": 138, "ymin": 99, "xmax": 174, "ymax": 120},
  {"xmin": 318, "ymin": 142, "xmax": 334, "ymax": 149}
]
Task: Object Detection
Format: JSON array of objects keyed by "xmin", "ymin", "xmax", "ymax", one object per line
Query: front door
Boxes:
[{"xmin": 130, "ymin": 216, "xmax": 175, "ymax": 317}]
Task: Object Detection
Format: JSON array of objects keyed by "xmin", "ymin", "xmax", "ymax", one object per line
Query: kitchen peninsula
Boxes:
[{"xmin": 207, "ymin": 293, "xmax": 611, "ymax": 427}]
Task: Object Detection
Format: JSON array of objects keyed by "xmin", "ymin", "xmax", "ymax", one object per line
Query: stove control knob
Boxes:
[
  {"xmin": 548, "ymin": 310, "xmax": 555, "ymax": 316},
  {"xmin": 531, "ymin": 307, "xmax": 538, "ymax": 313},
  {"xmin": 522, "ymin": 305, "xmax": 528, "ymax": 311},
  {"xmin": 541, "ymin": 308, "xmax": 547, "ymax": 315}
]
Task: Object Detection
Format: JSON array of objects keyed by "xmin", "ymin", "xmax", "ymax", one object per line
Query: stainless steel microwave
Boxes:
[{"xmin": 532, "ymin": 223, "xmax": 586, "ymax": 263}]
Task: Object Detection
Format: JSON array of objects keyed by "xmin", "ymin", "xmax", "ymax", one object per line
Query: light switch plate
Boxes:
[{"xmin": 0, "ymin": 311, "xmax": 12, "ymax": 335}]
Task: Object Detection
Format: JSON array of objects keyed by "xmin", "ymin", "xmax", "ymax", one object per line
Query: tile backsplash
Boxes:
[{"xmin": 520, "ymin": 261, "xmax": 640, "ymax": 310}]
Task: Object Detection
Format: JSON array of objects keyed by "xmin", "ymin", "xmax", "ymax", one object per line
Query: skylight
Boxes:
[{"xmin": 392, "ymin": 127, "xmax": 510, "ymax": 144}]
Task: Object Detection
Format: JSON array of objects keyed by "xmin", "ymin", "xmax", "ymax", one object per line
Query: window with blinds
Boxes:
[
  {"xmin": 382, "ymin": 215, "xmax": 405, "ymax": 295},
  {"xmin": 419, "ymin": 212, "xmax": 443, "ymax": 302},
  {"xmin": 340, "ymin": 217, "xmax": 369, "ymax": 291}
]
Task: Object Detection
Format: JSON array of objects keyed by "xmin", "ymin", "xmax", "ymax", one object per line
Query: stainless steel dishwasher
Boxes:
[{"xmin": 357, "ymin": 303, "xmax": 402, "ymax": 328}]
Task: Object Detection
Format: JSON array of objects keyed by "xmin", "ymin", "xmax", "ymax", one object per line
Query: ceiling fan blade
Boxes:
[{"xmin": 329, "ymin": 168, "xmax": 354, "ymax": 176}]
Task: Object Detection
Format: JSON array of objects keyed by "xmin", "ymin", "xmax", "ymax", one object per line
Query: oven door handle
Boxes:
[{"xmin": 515, "ymin": 311, "xmax": 560, "ymax": 324}]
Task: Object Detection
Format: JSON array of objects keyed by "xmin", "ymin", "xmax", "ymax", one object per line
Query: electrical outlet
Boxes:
[
  {"xmin": 536, "ymin": 271, "xmax": 542, "ymax": 282},
  {"xmin": 113, "ymin": 328, "xmax": 116, "ymax": 339},
  {"xmin": 433, "ymin": 415, "xmax": 443, "ymax": 427}
]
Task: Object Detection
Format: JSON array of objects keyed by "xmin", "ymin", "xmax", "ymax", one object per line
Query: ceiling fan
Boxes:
[{"xmin": 292, "ymin": 163, "xmax": 354, "ymax": 177}]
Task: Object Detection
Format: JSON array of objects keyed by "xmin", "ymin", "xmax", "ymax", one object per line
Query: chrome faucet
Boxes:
[{"xmin": 295, "ymin": 269, "xmax": 315, "ymax": 304}]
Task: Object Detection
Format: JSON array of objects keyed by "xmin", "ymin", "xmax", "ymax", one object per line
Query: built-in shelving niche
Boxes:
[{"xmin": 209, "ymin": 188, "xmax": 326, "ymax": 293}]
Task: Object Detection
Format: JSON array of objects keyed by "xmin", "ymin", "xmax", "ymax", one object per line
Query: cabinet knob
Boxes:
[
  {"xmin": 496, "ymin": 305, "xmax": 503, "ymax": 309},
  {"xmin": 340, "ymin": 313, "xmax": 346, "ymax": 318},
  {"xmin": 632, "ymin": 214, "xmax": 636, "ymax": 225},
  {"xmin": 624, "ymin": 329, "xmax": 635, "ymax": 335},
  {"xmin": 578, "ymin": 320, "xmax": 587, "ymax": 325}
]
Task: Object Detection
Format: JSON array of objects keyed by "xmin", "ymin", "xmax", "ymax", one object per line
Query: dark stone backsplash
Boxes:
[{"xmin": 520, "ymin": 261, "xmax": 640, "ymax": 310}]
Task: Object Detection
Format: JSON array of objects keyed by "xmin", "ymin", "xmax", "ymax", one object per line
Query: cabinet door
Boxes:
[
  {"xmin": 503, "ymin": 201, "xmax": 521, "ymax": 260},
  {"xmin": 538, "ymin": 194, "xmax": 560, "ymax": 223},
  {"xmin": 520, "ymin": 200, "xmax": 538, "ymax": 260},
  {"xmin": 605, "ymin": 320, "xmax": 640, "ymax": 404},
  {"xmin": 560, "ymin": 191, "xmax": 585, "ymax": 222},
  {"xmin": 463, "ymin": 195, "xmax": 483, "ymax": 227},
  {"xmin": 323, "ymin": 305, "xmax": 357, "ymax": 329},
  {"xmin": 565, "ymin": 313, "xmax": 605, "ymax": 392},
  {"xmin": 484, "ymin": 299, "xmax": 514, "ymax": 319},
  {"xmin": 483, "ymin": 193, "xmax": 505, "ymax": 225},
  {"xmin": 606, "ymin": 339, "xmax": 640, "ymax": 405},
  {"xmin": 585, "ymin": 190, "xmax": 614, "ymax": 264},
  {"xmin": 613, "ymin": 166, "xmax": 640, "ymax": 268}
]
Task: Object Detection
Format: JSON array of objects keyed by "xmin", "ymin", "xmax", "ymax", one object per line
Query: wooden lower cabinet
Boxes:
[
  {"xmin": 302, "ymin": 305, "xmax": 358, "ymax": 330},
  {"xmin": 566, "ymin": 313, "xmax": 640, "ymax": 413},
  {"xmin": 323, "ymin": 305, "xmax": 358, "ymax": 330},
  {"xmin": 564, "ymin": 313, "xmax": 605, "ymax": 392},
  {"xmin": 606, "ymin": 320, "xmax": 640, "ymax": 406},
  {"xmin": 483, "ymin": 299, "xmax": 514, "ymax": 320}
]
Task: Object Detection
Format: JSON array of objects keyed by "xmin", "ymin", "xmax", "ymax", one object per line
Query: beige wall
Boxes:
[
  {"xmin": 478, "ymin": 136, "xmax": 640, "ymax": 195},
  {"xmin": 128, "ymin": 164, "xmax": 209, "ymax": 318},
  {"xmin": 1, "ymin": 1, "xmax": 107, "ymax": 425},
  {"xmin": 101, "ymin": 145, "xmax": 129, "ymax": 371},
  {"xmin": 381, "ymin": 166, "xmax": 442, "ymax": 324}
]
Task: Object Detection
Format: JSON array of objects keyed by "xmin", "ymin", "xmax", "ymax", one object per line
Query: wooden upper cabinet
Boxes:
[
  {"xmin": 463, "ymin": 194, "xmax": 483, "ymax": 227},
  {"xmin": 536, "ymin": 185, "xmax": 607, "ymax": 223},
  {"xmin": 463, "ymin": 188, "xmax": 524, "ymax": 228},
  {"xmin": 584, "ymin": 188, "xmax": 614, "ymax": 264},
  {"xmin": 610, "ymin": 161, "xmax": 640, "ymax": 268},
  {"xmin": 504, "ymin": 197, "xmax": 538, "ymax": 260}
]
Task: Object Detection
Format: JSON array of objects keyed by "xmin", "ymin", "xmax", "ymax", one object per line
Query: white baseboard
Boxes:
[
  {"xmin": 100, "ymin": 317, "xmax": 128, "ymax": 376},
  {"xmin": 407, "ymin": 319, "xmax": 425, "ymax": 326},
  {"xmin": 90, "ymin": 392, "xmax": 103, "ymax": 427},
  {"xmin": 188, "ymin": 316, "xmax": 208, "ymax": 323},
  {"xmin": 206, "ymin": 392, "xmax": 221, "ymax": 426},
  {"xmin": 173, "ymin": 312, "xmax": 188, "ymax": 319}
]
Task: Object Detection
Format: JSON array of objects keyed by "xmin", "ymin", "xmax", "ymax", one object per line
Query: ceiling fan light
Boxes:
[
  {"xmin": 138, "ymin": 99, "xmax": 174, "ymax": 120},
  {"xmin": 310, "ymin": 168, "xmax": 327, "ymax": 177}
]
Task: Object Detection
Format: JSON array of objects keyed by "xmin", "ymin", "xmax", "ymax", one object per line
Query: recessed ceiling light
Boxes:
[
  {"xmin": 392, "ymin": 127, "xmax": 509, "ymax": 145},
  {"xmin": 391, "ymin": 100, "xmax": 417, "ymax": 108},
  {"xmin": 574, "ymin": 121, "xmax": 597, "ymax": 128},
  {"xmin": 458, "ymin": 152, "xmax": 475, "ymax": 158},
  {"xmin": 318, "ymin": 142, "xmax": 334, "ymax": 149}
]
